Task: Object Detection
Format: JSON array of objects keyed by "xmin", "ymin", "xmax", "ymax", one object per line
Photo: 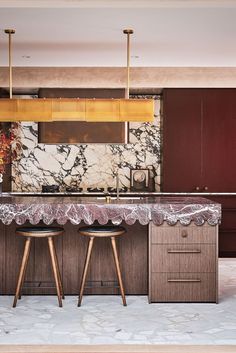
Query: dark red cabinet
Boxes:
[
  {"xmin": 202, "ymin": 90, "xmax": 236, "ymax": 192},
  {"xmin": 208, "ymin": 196, "xmax": 236, "ymax": 257},
  {"xmin": 163, "ymin": 89, "xmax": 236, "ymax": 193},
  {"xmin": 162, "ymin": 89, "xmax": 236, "ymax": 256},
  {"xmin": 162, "ymin": 89, "xmax": 203, "ymax": 192}
]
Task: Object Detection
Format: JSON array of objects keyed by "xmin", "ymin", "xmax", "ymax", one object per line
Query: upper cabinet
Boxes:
[{"xmin": 162, "ymin": 89, "xmax": 236, "ymax": 192}]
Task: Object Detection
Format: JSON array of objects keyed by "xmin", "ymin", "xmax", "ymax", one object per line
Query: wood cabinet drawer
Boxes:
[
  {"xmin": 150, "ymin": 223, "xmax": 217, "ymax": 244},
  {"xmin": 149, "ymin": 272, "xmax": 216, "ymax": 302},
  {"xmin": 151, "ymin": 244, "xmax": 216, "ymax": 273}
]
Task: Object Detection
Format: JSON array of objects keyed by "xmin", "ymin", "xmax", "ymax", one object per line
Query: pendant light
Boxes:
[
  {"xmin": 0, "ymin": 29, "xmax": 154, "ymax": 122},
  {"xmin": 5, "ymin": 29, "xmax": 15, "ymax": 99}
]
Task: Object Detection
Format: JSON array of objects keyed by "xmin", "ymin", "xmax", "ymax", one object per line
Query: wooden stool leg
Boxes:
[
  {"xmin": 78, "ymin": 237, "xmax": 94, "ymax": 307},
  {"xmin": 19, "ymin": 237, "xmax": 32, "ymax": 300},
  {"xmin": 110, "ymin": 236, "xmax": 127, "ymax": 306},
  {"xmin": 51, "ymin": 239, "xmax": 65, "ymax": 299},
  {"xmin": 48, "ymin": 237, "xmax": 63, "ymax": 307},
  {"xmin": 13, "ymin": 237, "xmax": 31, "ymax": 308}
]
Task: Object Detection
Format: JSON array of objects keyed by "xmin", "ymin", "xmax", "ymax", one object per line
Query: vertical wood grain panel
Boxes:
[
  {"xmin": 86, "ymin": 236, "xmax": 118, "ymax": 295},
  {"xmin": 0, "ymin": 222, "xmax": 6, "ymax": 293},
  {"xmin": 61, "ymin": 223, "xmax": 81, "ymax": 295},
  {"xmin": 2, "ymin": 221, "xmax": 148, "ymax": 295},
  {"xmin": 5, "ymin": 222, "xmax": 34, "ymax": 295},
  {"xmin": 33, "ymin": 230, "xmax": 63, "ymax": 295},
  {"xmin": 119, "ymin": 223, "xmax": 148, "ymax": 295}
]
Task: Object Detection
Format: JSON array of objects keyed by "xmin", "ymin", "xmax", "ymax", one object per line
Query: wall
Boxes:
[
  {"xmin": 2, "ymin": 67, "xmax": 236, "ymax": 88},
  {"xmin": 12, "ymin": 96, "xmax": 161, "ymax": 192}
]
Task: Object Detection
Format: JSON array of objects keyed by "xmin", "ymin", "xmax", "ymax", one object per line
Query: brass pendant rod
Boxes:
[
  {"xmin": 4, "ymin": 29, "xmax": 15, "ymax": 99},
  {"xmin": 123, "ymin": 29, "xmax": 133, "ymax": 99}
]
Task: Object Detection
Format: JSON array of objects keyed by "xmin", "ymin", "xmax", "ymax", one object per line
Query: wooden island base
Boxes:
[
  {"xmin": 0, "ymin": 221, "xmax": 148, "ymax": 296},
  {"xmin": 0, "ymin": 220, "xmax": 218, "ymax": 303},
  {"xmin": 0, "ymin": 196, "xmax": 220, "ymax": 302},
  {"xmin": 149, "ymin": 222, "xmax": 218, "ymax": 303}
]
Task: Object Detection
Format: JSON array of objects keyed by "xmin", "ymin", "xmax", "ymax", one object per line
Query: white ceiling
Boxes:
[{"xmin": 1, "ymin": 0, "xmax": 236, "ymax": 67}]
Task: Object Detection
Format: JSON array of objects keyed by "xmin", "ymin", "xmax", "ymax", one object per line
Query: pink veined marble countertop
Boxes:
[{"xmin": 0, "ymin": 196, "xmax": 221, "ymax": 226}]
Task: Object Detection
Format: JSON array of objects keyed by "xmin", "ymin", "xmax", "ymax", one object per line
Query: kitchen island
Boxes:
[{"xmin": 0, "ymin": 196, "xmax": 221, "ymax": 302}]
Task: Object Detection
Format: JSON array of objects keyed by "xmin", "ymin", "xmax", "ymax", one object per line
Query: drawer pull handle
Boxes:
[
  {"xmin": 168, "ymin": 279, "xmax": 201, "ymax": 283},
  {"xmin": 181, "ymin": 230, "xmax": 188, "ymax": 238},
  {"xmin": 167, "ymin": 249, "xmax": 201, "ymax": 254}
]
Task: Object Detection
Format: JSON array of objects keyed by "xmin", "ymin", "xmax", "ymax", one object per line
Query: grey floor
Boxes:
[{"xmin": 0, "ymin": 259, "xmax": 236, "ymax": 345}]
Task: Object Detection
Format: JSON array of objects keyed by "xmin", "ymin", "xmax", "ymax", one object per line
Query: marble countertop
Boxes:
[
  {"xmin": 3, "ymin": 191, "xmax": 236, "ymax": 196},
  {"xmin": 0, "ymin": 195, "xmax": 221, "ymax": 226}
]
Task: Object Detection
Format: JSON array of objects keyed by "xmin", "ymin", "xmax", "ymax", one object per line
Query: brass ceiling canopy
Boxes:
[{"xmin": 0, "ymin": 28, "xmax": 154, "ymax": 122}]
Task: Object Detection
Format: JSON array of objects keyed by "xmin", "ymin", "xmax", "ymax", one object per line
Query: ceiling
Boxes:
[{"xmin": 1, "ymin": 0, "xmax": 236, "ymax": 67}]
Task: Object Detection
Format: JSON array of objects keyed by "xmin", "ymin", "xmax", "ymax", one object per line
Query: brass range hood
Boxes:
[{"xmin": 0, "ymin": 29, "xmax": 154, "ymax": 123}]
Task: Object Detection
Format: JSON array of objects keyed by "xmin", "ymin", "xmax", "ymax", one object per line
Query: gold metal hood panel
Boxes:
[{"xmin": 0, "ymin": 98, "xmax": 154, "ymax": 122}]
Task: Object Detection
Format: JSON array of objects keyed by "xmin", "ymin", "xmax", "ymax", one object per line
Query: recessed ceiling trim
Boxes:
[{"xmin": 1, "ymin": 0, "xmax": 236, "ymax": 8}]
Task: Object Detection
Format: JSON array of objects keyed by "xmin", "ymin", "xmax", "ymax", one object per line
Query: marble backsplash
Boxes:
[{"xmin": 12, "ymin": 96, "xmax": 161, "ymax": 192}]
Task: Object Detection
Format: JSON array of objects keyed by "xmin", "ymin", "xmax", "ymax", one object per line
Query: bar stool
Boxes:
[
  {"xmin": 78, "ymin": 225, "xmax": 127, "ymax": 307},
  {"xmin": 13, "ymin": 226, "xmax": 64, "ymax": 308}
]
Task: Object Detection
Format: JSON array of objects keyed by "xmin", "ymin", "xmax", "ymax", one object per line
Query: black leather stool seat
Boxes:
[
  {"xmin": 79, "ymin": 225, "xmax": 126, "ymax": 237},
  {"xmin": 79, "ymin": 225, "xmax": 125, "ymax": 233},
  {"xmin": 16, "ymin": 226, "xmax": 64, "ymax": 237},
  {"xmin": 17, "ymin": 226, "xmax": 63, "ymax": 233}
]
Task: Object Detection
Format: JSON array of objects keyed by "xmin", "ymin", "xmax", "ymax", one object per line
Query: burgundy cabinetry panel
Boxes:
[
  {"xmin": 162, "ymin": 89, "xmax": 236, "ymax": 256},
  {"xmin": 162, "ymin": 89, "xmax": 203, "ymax": 192},
  {"xmin": 163, "ymin": 89, "xmax": 236, "ymax": 193},
  {"xmin": 202, "ymin": 90, "xmax": 236, "ymax": 192},
  {"xmin": 208, "ymin": 196, "xmax": 236, "ymax": 257}
]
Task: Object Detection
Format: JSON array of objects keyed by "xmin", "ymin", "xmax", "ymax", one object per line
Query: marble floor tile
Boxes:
[{"xmin": 0, "ymin": 259, "xmax": 236, "ymax": 345}]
